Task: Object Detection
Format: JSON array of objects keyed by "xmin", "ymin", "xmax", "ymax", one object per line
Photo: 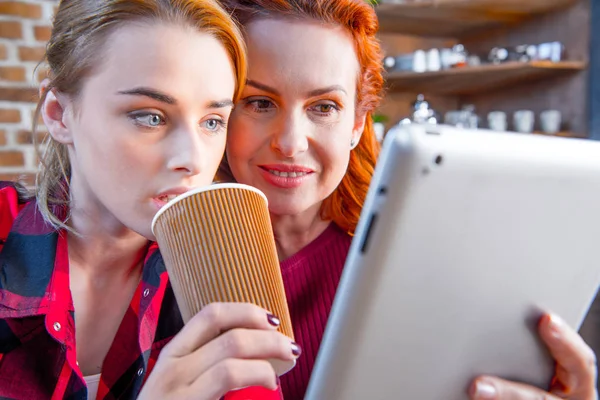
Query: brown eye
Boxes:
[
  {"xmin": 256, "ymin": 100, "xmax": 272, "ymax": 109},
  {"xmin": 311, "ymin": 103, "xmax": 339, "ymax": 115},
  {"xmin": 245, "ymin": 98, "xmax": 275, "ymax": 113}
]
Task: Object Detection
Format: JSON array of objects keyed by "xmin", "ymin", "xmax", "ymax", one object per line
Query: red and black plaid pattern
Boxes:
[{"xmin": 0, "ymin": 182, "xmax": 184, "ymax": 400}]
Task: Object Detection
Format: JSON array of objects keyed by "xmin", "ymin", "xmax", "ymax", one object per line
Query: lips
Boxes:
[
  {"xmin": 258, "ymin": 164, "xmax": 315, "ymax": 189},
  {"xmin": 265, "ymin": 169, "xmax": 309, "ymax": 178},
  {"xmin": 156, "ymin": 194, "xmax": 180, "ymax": 202},
  {"xmin": 152, "ymin": 187, "xmax": 194, "ymax": 210},
  {"xmin": 259, "ymin": 164, "xmax": 314, "ymax": 173}
]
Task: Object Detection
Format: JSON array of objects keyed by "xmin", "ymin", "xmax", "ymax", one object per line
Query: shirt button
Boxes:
[
  {"xmin": 53, "ymin": 322, "xmax": 61, "ymax": 332},
  {"xmin": 137, "ymin": 367, "xmax": 144, "ymax": 376},
  {"xmin": 143, "ymin": 288, "xmax": 150, "ymax": 297}
]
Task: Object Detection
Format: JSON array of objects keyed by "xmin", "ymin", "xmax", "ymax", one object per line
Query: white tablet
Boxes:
[{"xmin": 306, "ymin": 124, "xmax": 600, "ymax": 400}]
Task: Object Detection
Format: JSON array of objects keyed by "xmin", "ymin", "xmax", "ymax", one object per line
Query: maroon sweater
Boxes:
[{"xmin": 278, "ymin": 223, "xmax": 352, "ymax": 400}]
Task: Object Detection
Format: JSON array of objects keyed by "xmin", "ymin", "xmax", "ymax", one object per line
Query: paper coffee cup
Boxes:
[{"xmin": 151, "ymin": 183, "xmax": 294, "ymax": 375}]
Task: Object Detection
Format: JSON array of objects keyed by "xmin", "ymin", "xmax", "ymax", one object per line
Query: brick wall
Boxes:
[{"xmin": 0, "ymin": 0, "xmax": 58, "ymax": 186}]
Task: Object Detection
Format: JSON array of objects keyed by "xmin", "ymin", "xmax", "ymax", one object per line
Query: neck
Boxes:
[
  {"xmin": 67, "ymin": 227, "xmax": 148, "ymax": 279},
  {"xmin": 67, "ymin": 176, "xmax": 148, "ymax": 278},
  {"xmin": 271, "ymin": 203, "xmax": 330, "ymax": 261}
]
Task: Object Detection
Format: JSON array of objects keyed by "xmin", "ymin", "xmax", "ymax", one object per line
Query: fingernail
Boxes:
[
  {"xmin": 291, "ymin": 342, "xmax": 302, "ymax": 357},
  {"xmin": 472, "ymin": 380, "xmax": 497, "ymax": 399},
  {"xmin": 548, "ymin": 314, "xmax": 562, "ymax": 339},
  {"xmin": 267, "ymin": 313, "xmax": 280, "ymax": 327}
]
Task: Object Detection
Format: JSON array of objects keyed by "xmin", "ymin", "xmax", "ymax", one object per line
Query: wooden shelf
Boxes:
[
  {"xmin": 385, "ymin": 61, "xmax": 586, "ymax": 95},
  {"xmin": 532, "ymin": 131, "xmax": 583, "ymax": 139},
  {"xmin": 376, "ymin": 0, "xmax": 578, "ymax": 37}
]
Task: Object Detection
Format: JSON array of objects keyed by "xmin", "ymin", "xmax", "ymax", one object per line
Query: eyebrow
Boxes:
[
  {"xmin": 306, "ymin": 85, "xmax": 347, "ymax": 97},
  {"xmin": 117, "ymin": 87, "xmax": 233, "ymax": 109},
  {"xmin": 246, "ymin": 80, "xmax": 347, "ymax": 98},
  {"xmin": 208, "ymin": 99, "xmax": 234, "ymax": 109},
  {"xmin": 246, "ymin": 79, "xmax": 280, "ymax": 96},
  {"xmin": 117, "ymin": 87, "xmax": 177, "ymax": 105}
]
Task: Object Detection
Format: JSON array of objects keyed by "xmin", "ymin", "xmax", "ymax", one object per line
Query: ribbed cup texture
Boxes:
[{"xmin": 153, "ymin": 186, "xmax": 293, "ymax": 340}]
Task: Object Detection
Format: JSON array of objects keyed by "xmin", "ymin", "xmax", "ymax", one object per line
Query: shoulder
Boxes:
[
  {"xmin": 0, "ymin": 182, "xmax": 29, "ymax": 229},
  {"xmin": 0, "ymin": 181, "xmax": 33, "ymax": 249},
  {"xmin": 0, "ymin": 181, "xmax": 29, "ymax": 207}
]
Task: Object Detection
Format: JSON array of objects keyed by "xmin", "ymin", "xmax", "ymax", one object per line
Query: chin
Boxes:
[
  {"xmin": 140, "ymin": 228, "xmax": 156, "ymax": 242},
  {"xmin": 122, "ymin": 216, "xmax": 156, "ymax": 241},
  {"xmin": 268, "ymin": 201, "xmax": 314, "ymax": 218},
  {"xmin": 127, "ymin": 225, "xmax": 155, "ymax": 241}
]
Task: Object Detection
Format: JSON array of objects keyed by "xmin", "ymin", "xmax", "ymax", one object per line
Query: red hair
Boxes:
[{"xmin": 221, "ymin": 0, "xmax": 384, "ymax": 235}]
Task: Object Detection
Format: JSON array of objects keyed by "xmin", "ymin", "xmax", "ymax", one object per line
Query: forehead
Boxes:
[
  {"xmin": 83, "ymin": 22, "xmax": 235, "ymax": 102},
  {"xmin": 244, "ymin": 18, "xmax": 360, "ymax": 94}
]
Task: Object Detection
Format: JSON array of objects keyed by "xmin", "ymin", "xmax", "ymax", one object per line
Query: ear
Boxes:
[
  {"xmin": 40, "ymin": 79, "xmax": 73, "ymax": 145},
  {"xmin": 351, "ymin": 112, "xmax": 367, "ymax": 149}
]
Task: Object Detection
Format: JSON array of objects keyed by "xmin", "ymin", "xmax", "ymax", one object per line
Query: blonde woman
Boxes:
[{"xmin": 0, "ymin": 1, "xmax": 298, "ymax": 399}]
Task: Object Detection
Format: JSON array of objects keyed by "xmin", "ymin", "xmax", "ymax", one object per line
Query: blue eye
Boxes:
[
  {"xmin": 205, "ymin": 119, "xmax": 219, "ymax": 130},
  {"xmin": 201, "ymin": 118, "xmax": 226, "ymax": 134},
  {"xmin": 130, "ymin": 112, "xmax": 165, "ymax": 127}
]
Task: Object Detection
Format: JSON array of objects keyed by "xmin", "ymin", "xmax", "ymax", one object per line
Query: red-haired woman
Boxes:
[{"xmin": 219, "ymin": 1, "xmax": 598, "ymax": 399}]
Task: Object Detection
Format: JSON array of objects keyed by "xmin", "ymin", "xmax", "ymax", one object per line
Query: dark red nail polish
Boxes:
[
  {"xmin": 291, "ymin": 342, "xmax": 302, "ymax": 357},
  {"xmin": 267, "ymin": 313, "xmax": 280, "ymax": 327}
]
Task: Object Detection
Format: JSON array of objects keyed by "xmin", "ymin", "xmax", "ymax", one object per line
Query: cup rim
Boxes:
[{"xmin": 151, "ymin": 182, "xmax": 268, "ymax": 235}]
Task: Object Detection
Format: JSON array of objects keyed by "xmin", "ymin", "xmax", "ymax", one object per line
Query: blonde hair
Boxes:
[{"xmin": 33, "ymin": 0, "xmax": 247, "ymax": 230}]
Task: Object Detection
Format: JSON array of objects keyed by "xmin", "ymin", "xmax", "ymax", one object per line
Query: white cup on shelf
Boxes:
[
  {"xmin": 513, "ymin": 110, "xmax": 535, "ymax": 133},
  {"xmin": 540, "ymin": 110, "xmax": 562, "ymax": 134},
  {"xmin": 412, "ymin": 49, "xmax": 427, "ymax": 73},
  {"xmin": 487, "ymin": 111, "xmax": 507, "ymax": 131},
  {"xmin": 427, "ymin": 48, "xmax": 441, "ymax": 71}
]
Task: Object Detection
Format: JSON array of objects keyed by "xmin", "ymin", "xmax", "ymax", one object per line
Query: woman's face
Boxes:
[
  {"xmin": 226, "ymin": 18, "xmax": 365, "ymax": 218},
  {"xmin": 44, "ymin": 22, "xmax": 236, "ymax": 239}
]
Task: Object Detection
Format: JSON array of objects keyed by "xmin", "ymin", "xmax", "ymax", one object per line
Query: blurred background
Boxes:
[
  {"xmin": 0, "ymin": 0, "xmax": 595, "ymax": 184},
  {"xmin": 0, "ymin": 0, "xmax": 53, "ymax": 186},
  {"xmin": 0, "ymin": 0, "xmax": 598, "ymax": 390}
]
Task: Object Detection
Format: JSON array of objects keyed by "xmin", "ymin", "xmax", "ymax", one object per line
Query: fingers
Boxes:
[
  {"xmin": 163, "ymin": 302, "xmax": 280, "ymax": 358},
  {"xmin": 179, "ymin": 328, "xmax": 299, "ymax": 383},
  {"xmin": 470, "ymin": 313, "xmax": 599, "ymax": 400},
  {"xmin": 187, "ymin": 359, "xmax": 278, "ymax": 400},
  {"xmin": 140, "ymin": 302, "xmax": 296, "ymax": 400},
  {"xmin": 470, "ymin": 376, "xmax": 562, "ymax": 400},
  {"xmin": 538, "ymin": 313, "xmax": 598, "ymax": 399}
]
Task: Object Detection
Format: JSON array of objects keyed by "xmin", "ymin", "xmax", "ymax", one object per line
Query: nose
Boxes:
[
  {"xmin": 165, "ymin": 123, "xmax": 205, "ymax": 176},
  {"xmin": 271, "ymin": 110, "xmax": 309, "ymax": 158}
]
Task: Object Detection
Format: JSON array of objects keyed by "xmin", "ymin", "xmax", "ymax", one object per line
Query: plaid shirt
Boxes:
[
  {"xmin": 0, "ymin": 182, "xmax": 283, "ymax": 400},
  {"xmin": 0, "ymin": 181, "xmax": 183, "ymax": 399}
]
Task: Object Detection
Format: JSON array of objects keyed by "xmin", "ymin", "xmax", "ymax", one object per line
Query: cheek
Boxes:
[
  {"xmin": 316, "ymin": 127, "xmax": 353, "ymax": 177},
  {"xmin": 75, "ymin": 114, "xmax": 133, "ymax": 159},
  {"xmin": 227, "ymin": 121, "xmax": 255, "ymax": 161}
]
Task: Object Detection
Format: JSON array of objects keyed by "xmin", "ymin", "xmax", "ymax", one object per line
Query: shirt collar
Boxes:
[{"xmin": 0, "ymin": 199, "xmax": 164, "ymax": 318}]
